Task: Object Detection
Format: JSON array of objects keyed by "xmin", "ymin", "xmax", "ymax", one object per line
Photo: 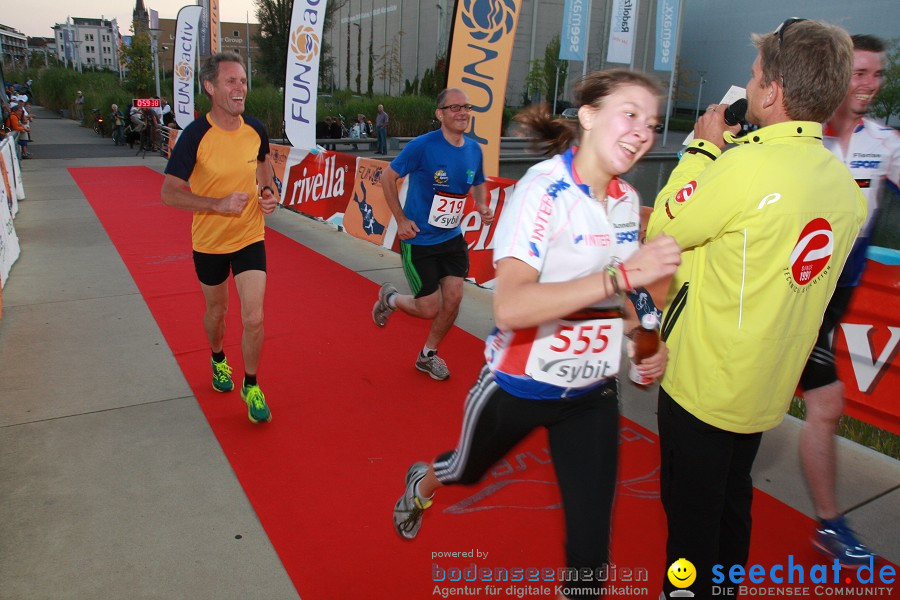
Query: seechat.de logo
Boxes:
[
  {"xmin": 290, "ymin": 25, "xmax": 320, "ymax": 63},
  {"xmin": 667, "ymin": 558, "xmax": 697, "ymax": 597},
  {"xmin": 460, "ymin": 0, "xmax": 517, "ymax": 43}
]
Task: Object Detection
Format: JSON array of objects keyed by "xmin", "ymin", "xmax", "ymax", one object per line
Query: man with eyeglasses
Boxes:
[
  {"xmin": 798, "ymin": 34, "xmax": 898, "ymax": 568},
  {"xmin": 647, "ymin": 20, "xmax": 866, "ymax": 599},
  {"xmin": 372, "ymin": 88, "xmax": 493, "ymax": 381}
]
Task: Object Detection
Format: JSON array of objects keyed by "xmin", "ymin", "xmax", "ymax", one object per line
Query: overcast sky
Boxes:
[{"xmin": 3, "ymin": 1, "xmax": 259, "ymax": 38}]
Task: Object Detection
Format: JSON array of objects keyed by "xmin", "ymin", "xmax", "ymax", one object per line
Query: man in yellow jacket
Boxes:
[{"xmin": 647, "ymin": 19, "xmax": 866, "ymax": 599}]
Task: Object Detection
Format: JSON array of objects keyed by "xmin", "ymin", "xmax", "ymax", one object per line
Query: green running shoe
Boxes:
[
  {"xmin": 211, "ymin": 358, "xmax": 234, "ymax": 392},
  {"xmin": 241, "ymin": 381, "xmax": 272, "ymax": 423}
]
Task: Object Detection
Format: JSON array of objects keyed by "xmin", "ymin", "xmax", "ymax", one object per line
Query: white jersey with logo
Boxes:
[
  {"xmin": 485, "ymin": 148, "xmax": 641, "ymax": 400},
  {"xmin": 824, "ymin": 117, "xmax": 900, "ymax": 236}
]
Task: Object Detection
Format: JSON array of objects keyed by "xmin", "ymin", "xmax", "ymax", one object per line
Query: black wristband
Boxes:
[{"xmin": 261, "ymin": 185, "xmax": 275, "ymax": 196}]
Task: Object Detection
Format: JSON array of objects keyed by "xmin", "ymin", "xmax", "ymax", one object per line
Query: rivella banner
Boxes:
[
  {"xmin": 606, "ymin": 0, "xmax": 639, "ymax": 65},
  {"xmin": 559, "ymin": 0, "xmax": 592, "ymax": 62},
  {"xmin": 284, "ymin": 0, "xmax": 328, "ymax": 149},
  {"xmin": 173, "ymin": 5, "xmax": 203, "ymax": 130},
  {"xmin": 445, "ymin": 0, "xmax": 523, "ymax": 177},
  {"xmin": 832, "ymin": 253, "xmax": 900, "ymax": 436}
]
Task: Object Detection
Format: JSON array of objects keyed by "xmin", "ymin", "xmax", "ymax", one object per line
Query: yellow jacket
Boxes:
[{"xmin": 647, "ymin": 122, "xmax": 866, "ymax": 433}]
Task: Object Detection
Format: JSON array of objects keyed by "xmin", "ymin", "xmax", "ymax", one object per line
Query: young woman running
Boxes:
[{"xmin": 392, "ymin": 69, "xmax": 681, "ymax": 600}]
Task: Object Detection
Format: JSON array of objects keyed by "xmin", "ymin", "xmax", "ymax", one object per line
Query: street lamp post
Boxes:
[
  {"xmin": 553, "ymin": 63, "xmax": 561, "ymax": 115},
  {"xmin": 149, "ymin": 28, "xmax": 162, "ymax": 98},
  {"xmin": 435, "ymin": 3, "xmax": 444, "ymax": 61},
  {"xmin": 694, "ymin": 70, "xmax": 707, "ymax": 122},
  {"xmin": 74, "ymin": 41, "xmax": 83, "ymax": 74}
]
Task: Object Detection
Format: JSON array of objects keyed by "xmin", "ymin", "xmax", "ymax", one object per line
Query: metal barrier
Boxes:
[{"xmin": 160, "ymin": 126, "xmax": 174, "ymax": 158}]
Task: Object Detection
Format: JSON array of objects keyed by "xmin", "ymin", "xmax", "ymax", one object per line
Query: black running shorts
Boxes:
[
  {"xmin": 799, "ymin": 285, "xmax": 855, "ymax": 391},
  {"xmin": 192, "ymin": 240, "xmax": 267, "ymax": 286},
  {"xmin": 400, "ymin": 235, "xmax": 469, "ymax": 298}
]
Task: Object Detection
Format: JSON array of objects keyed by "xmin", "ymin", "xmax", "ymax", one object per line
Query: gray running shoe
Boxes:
[
  {"xmin": 393, "ymin": 462, "xmax": 432, "ymax": 539},
  {"xmin": 372, "ymin": 282, "xmax": 398, "ymax": 327},
  {"xmin": 416, "ymin": 353, "xmax": 450, "ymax": 380}
]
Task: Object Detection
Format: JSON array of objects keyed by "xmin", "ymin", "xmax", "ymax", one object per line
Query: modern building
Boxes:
[
  {"xmin": 0, "ymin": 24, "xmax": 28, "ymax": 71},
  {"xmin": 155, "ymin": 19, "xmax": 262, "ymax": 83},
  {"xmin": 51, "ymin": 18, "xmax": 123, "ymax": 73},
  {"xmin": 326, "ymin": 0, "xmax": 898, "ymax": 111},
  {"xmin": 26, "ymin": 37, "xmax": 58, "ymax": 67}
]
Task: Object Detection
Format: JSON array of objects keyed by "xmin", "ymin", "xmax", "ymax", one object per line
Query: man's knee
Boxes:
[
  {"xmin": 414, "ymin": 294, "xmax": 441, "ymax": 320},
  {"xmin": 242, "ymin": 307, "xmax": 264, "ymax": 332},
  {"xmin": 804, "ymin": 381, "xmax": 845, "ymax": 424},
  {"xmin": 440, "ymin": 278, "xmax": 465, "ymax": 308}
]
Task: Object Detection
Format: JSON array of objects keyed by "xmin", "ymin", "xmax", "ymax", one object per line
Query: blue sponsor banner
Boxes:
[
  {"xmin": 560, "ymin": 0, "xmax": 591, "ymax": 61},
  {"xmin": 654, "ymin": 0, "xmax": 679, "ymax": 71}
]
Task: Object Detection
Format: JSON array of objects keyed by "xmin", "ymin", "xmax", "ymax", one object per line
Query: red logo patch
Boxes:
[
  {"xmin": 675, "ymin": 181, "xmax": 696, "ymax": 203},
  {"xmin": 789, "ymin": 218, "xmax": 834, "ymax": 285}
]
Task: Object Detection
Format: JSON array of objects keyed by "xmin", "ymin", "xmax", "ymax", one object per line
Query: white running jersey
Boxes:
[
  {"xmin": 824, "ymin": 117, "xmax": 900, "ymax": 236},
  {"xmin": 485, "ymin": 148, "xmax": 641, "ymax": 399}
]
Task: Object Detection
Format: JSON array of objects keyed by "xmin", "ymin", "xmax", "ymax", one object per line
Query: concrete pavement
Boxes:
[{"xmin": 0, "ymin": 107, "xmax": 897, "ymax": 599}]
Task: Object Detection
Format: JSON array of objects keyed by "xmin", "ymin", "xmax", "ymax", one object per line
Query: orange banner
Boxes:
[
  {"xmin": 446, "ymin": 0, "xmax": 523, "ymax": 177},
  {"xmin": 209, "ymin": 0, "xmax": 220, "ymax": 54},
  {"xmin": 343, "ymin": 158, "xmax": 397, "ymax": 246}
]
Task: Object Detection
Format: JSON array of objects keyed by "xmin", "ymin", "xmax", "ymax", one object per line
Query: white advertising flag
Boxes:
[
  {"xmin": 284, "ymin": 0, "xmax": 328, "ymax": 148},
  {"xmin": 606, "ymin": 0, "xmax": 639, "ymax": 65},
  {"xmin": 173, "ymin": 5, "xmax": 203, "ymax": 130}
]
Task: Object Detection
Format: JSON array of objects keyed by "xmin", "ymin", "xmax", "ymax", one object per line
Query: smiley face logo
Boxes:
[{"xmin": 667, "ymin": 558, "xmax": 696, "ymax": 589}]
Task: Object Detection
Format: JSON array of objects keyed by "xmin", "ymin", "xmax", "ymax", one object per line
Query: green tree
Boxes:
[
  {"xmin": 522, "ymin": 58, "xmax": 545, "ymax": 105},
  {"xmin": 871, "ymin": 38, "xmax": 900, "ymax": 125},
  {"xmin": 377, "ymin": 32, "xmax": 404, "ymax": 96},
  {"xmin": 121, "ymin": 33, "xmax": 153, "ymax": 96},
  {"xmin": 254, "ymin": 0, "xmax": 346, "ymax": 89},
  {"xmin": 542, "ymin": 35, "xmax": 568, "ymax": 109},
  {"xmin": 253, "ymin": 0, "xmax": 291, "ymax": 86},
  {"xmin": 318, "ymin": 0, "xmax": 347, "ymax": 91}
]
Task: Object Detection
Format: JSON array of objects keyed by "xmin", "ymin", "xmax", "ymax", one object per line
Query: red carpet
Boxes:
[{"xmin": 71, "ymin": 166, "xmax": 893, "ymax": 599}]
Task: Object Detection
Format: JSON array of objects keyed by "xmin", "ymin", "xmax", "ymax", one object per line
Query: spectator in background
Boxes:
[
  {"xmin": 111, "ymin": 103, "xmax": 126, "ymax": 147},
  {"xmin": 74, "ymin": 91, "xmax": 85, "ymax": 122},
  {"xmin": 315, "ymin": 116, "xmax": 329, "ymax": 143},
  {"xmin": 6, "ymin": 103, "xmax": 32, "ymax": 159},
  {"xmin": 328, "ymin": 115, "xmax": 343, "ymax": 142},
  {"xmin": 375, "ymin": 104, "xmax": 389, "ymax": 154},
  {"xmin": 355, "ymin": 113, "xmax": 369, "ymax": 138},
  {"xmin": 160, "ymin": 98, "xmax": 175, "ymax": 127}
]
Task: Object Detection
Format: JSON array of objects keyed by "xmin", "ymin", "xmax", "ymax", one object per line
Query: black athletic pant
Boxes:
[
  {"xmin": 434, "ymin": 365, "xmax": 620, "ymax": 598},
  {"xmin": 658, "ymin": 388, "xmax": 763, "ymax": 599}
]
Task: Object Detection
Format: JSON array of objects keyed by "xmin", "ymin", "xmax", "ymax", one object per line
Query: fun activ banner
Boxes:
[
  {"xmin": 606, "ymin": 0, "xmax": 639, "ymax": 65},
  {"xmin": 173, "ymin": 5, "xmax": 203, "ymax": 130},
  {"xmin": 445, "ymin": 0, "xmax": 523, "ymax": 177},
  {"xmin": 284, "ymin": 0, "xmax": 328, "ymax": 149}
]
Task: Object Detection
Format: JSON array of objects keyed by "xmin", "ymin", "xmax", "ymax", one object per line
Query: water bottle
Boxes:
[{"xmin": 629, "ymin": 313, "xmax": 660, "ymax": 386}]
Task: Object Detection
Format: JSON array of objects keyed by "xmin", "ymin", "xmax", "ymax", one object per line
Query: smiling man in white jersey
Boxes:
[{"xmin": 798, "ymin": 34, "xmax": 900, "ymax": 568}]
